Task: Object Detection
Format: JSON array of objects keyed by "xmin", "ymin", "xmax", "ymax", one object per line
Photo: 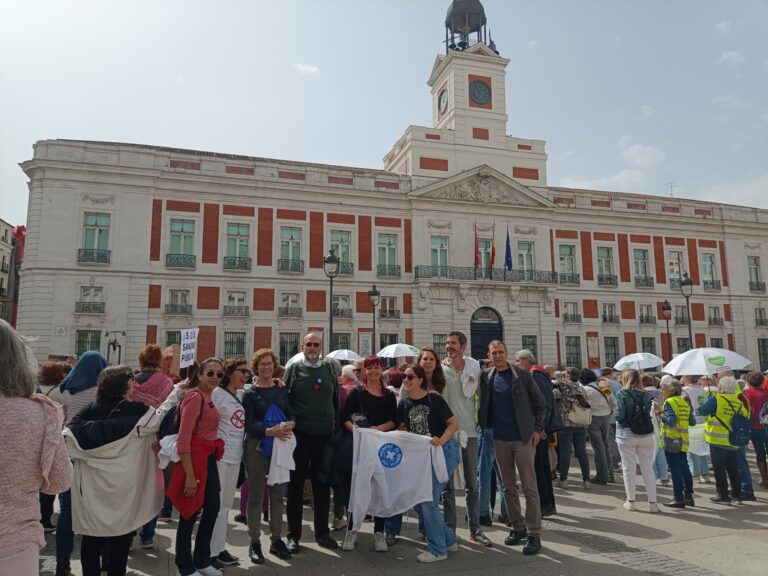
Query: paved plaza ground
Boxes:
[{"xmin": 40, "ymin": 460, "xmax": 768, "ymax": 576}]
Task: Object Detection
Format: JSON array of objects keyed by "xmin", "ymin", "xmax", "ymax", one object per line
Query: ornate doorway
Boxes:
[{"xmin": 470, "ymin": 307, "xmax": 503, "ymax": 360}]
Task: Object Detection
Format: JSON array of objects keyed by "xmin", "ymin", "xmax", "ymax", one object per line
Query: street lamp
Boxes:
[
  {"xmin": 661, "ymin": 299, "xmax": 672, "ymax": 361},
  {"xmin": 105, "ymin": 330, "xmax": 126, "ymax": 364},
  {"xmin": 323, "ymin": 248, "xmax": 340, "ymax": 352},
  {"xmin": 679, "ymin": 271, "xmax": 694, "ymax": 351},
  {"xmin": 368, "ymin": 283, "xmax": 381, "ymax": 355}
]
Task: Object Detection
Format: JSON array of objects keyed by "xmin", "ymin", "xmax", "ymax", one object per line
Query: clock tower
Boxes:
[{"xmin": 384, "ymin": 0, "xmax": 547, "ymax": 185}]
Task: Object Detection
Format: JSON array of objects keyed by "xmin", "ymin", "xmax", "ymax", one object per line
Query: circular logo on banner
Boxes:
[
  {"xmin": 230, "ymin": 409, "xmax": 245, "ymax": 429},
  {"xmin": 378, "ymin": 443, "xmax": 403, "ymax": 468}
]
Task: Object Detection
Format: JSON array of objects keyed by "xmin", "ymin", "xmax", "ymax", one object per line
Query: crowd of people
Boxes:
[{"xmin": 1, "ymin": 317, "xmax": 767, "ymax": 576}]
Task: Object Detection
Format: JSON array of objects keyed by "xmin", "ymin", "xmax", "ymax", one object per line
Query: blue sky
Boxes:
[{"xmin": 1, "ymin": 0, "xmax": 766, "ymax": 226}]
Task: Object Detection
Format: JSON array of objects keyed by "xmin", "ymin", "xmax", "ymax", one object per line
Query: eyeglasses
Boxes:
[
  {"xmin": 206, "ymin": 371, "xmax": 224, "ymax": 379},
  {"xmin": 404, "ymin": 374, "xmax": 417, "ymax": 380},
  {"xmin": 304, "ymin": 342, "xmax": 321, "ymax": 348}
]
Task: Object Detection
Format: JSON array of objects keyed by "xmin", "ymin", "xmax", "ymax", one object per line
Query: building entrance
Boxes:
[{"xmin": 470, "ymin": 307, "xmax": 503, "ymax": 360}]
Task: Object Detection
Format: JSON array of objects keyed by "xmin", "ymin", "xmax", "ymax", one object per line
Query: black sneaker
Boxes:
[
  {"xmin": 54, "ymin": 562, "xmax": 70, "ymax": 576},
  {"xmin": 217, "ymin": 550, "xmax": 239, "ymax": 565},
  {"xmin": 286, "ymin": 537, "xmax": 301, "ymax": 555},
  {"xmin": 233, "ymin": 513, "xmax": 248, "ymax": 525},
  {"xmin": 741, "ymin": 493, "xmax": 757, "ymax": 502},
  {"xmin": 541, "ymin": 504, "xmax": 557, "ymax": 517},
  {"xmin": 504, "ymin": 529, "xmax": 528, "ymax": 546},
  {"xmin": 709, "ymin": 495, "xmax": 732, "ymax": 505},
  {"xmin": 478, "ymin": 514, "xmax": 493, "ymax": 527},
  {"xmin": 522, "ymin": 535, "xmax": 541, "ymax": 556},
  {"xmin": 315, "ymin": 534, "xmax": 339, "ymax": 550},
  {"xmin": 249, "ymin": 541, "xmax": 265, "ymax": 564},
  {"xmin": 270, "ymin": 539, "xmax": 292, "ymax": 560},
  {"xmin": 684, "ymin": 494, "xmax": 695, "ymax": 507},
  {"xmin": 498, "ymin": 514, "xmax": 511, "ymax": 527}
]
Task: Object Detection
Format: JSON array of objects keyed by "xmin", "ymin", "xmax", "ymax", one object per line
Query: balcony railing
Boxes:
[
  {"xmin": 223, "ymin": 256, "xmax": 251, "ymax": 271},
  {"xmin": 639, "ymin": 315, "xmax": 657, "ymax": 325},
  {"xmin": 756, "ymin": 317, "xmax": 768, "ymax": 327},
  {"xmin": 75, "ymin": 301, "xmax": 105, "ymax": 314},
  {"xmin": 338, "ymin": 262, "xmax": 354, "ymax": 276},
  {"xmin": 597, "ymin": 274, "xmax": 617, "ymax": 286},
  {"xmin": 166, "ymin": 253, "xmax": 196, "ymax": 268},
  {"xmin": 277, "ymin": 259, "xmax": 304, "ymax": 273},
  {"xmin": 377, "ymin": 264, "xmax": 401, "ymax": 278},
  {"xmin": 602, "ymin": 314, "xmax": 620, "ymax": 324},
  {"xmin": 414, "ymin": 265, "xmax": 558, "ymax": 284},
  {"xmin": 380, "ymin": 309, "xmax": 401, "ymax": 320},
  {"xmin": 77, "ymin": 249, "xmax": 111, "ymax": 264},
  {"xmin": 278, "ymin": 306, "xmax": 303, "ymax": 318},
  {"xmin": 670, "ymin": 277, "xmax": 682, "ymax": 289},
  {"xmin": 703, "ymin": 279, "xmax": 721, "ymax": 291},
  {"xmin": 675, "ymin": 316, "xmax": 690, "ymax": 325},
  {"xmin": 749, "ymin": 281, "xmax": 766, "ymax": 293},
  {"xmin": 563, "ymin": 313, "xmax": 582, "ymax": 323},
  {"xmin": 223, "ymin": 305, "xmax": 249, "ymax": 316},
  {"xmin": 0, "ymin": 287, "xmax": 6, "ymax": 298},
  {"xmin": 635, "ymin": 276, "xmax": 655, "ymax": 288},
  {"xmin": 0, "ymin": 262, "xmax": 8, "ymax": 273},
  {"xmin": 708, "ymin": 317, "xmax": 724, "ymax": 326},
  {"xmin": 165, "ymin": 303, "xmax": 192, "ymax": 315},
  {"xmin": 559, "ymin": 273, "xmax": 581, "ymax": 285},
  {"xmin": 332, "ymin": 308, "xmax": 353, "ymax": 319}
]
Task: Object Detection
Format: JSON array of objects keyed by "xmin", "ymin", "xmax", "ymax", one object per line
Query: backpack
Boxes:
[
  {"xmin": 157, "ymin": 391, "xmax": 204, "ymax": 440},
  {"xmin": 628, "ymin": 393, "xmax": 654, "ymax": 435},
  {"xmin": 715, "ymin": 397, "xmax": 751, "ymax": 447}
]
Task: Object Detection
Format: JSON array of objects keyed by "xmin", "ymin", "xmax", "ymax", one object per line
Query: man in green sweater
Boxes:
[{"xmin": 285, "ymin": 332, "xmax": 339, "ymax": 553}]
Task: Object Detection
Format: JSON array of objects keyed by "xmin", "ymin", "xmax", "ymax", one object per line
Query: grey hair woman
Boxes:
[{"xmin": 656, "ymin": 378, "xmax": 696, "ymax": 508}]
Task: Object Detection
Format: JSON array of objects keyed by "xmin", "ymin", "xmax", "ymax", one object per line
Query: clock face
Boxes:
[
  {"xmin": 438, "ymin": 89, "xmax": 448, "ymax": 114},
  {"xmin": 469, "ymin": 80, "xmax": 491, "ymax": 105}
]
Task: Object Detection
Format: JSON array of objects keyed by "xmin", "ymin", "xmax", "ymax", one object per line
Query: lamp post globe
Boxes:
[
  {"xmin": 323, "ymin": 248, "xmax": 341, "ymax": 351},
  {"xmin": 368, "ymin": 283, "xmax": 381, "ymax": 355},
  {"xmin": 678, "ymin": 272, "xmax": 694, "ymax": 350}
]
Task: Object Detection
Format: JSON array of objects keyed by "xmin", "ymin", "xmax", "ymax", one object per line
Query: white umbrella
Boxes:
[
  {"xmin": 661, "ymin": 347, "xmax": 752, "ymax": 376},
  {"xmin": 327, "ymin": 349, "xmax": 362, "ymax": 361},
  {"xmin": 613, "ymin": 352, "xmax": 664, "ymax": 371},
  {"xmin": 376, "ymin": 343, "xmax": 420, "ymax": 358}
]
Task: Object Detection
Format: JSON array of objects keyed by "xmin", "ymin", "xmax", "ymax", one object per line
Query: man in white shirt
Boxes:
[{"xmin": 441, "ymin": 331, "xmax": 492, "ymax": 547}]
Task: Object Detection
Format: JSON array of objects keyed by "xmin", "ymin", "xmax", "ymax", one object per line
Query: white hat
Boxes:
[{"xmin": 660, "ymin": 374, "xmax": 674, "ymax": 386}]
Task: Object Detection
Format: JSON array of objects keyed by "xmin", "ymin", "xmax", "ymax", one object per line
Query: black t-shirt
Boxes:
[
  {"xmin": 397, "ymin": 392, "xmax": 454, "ymax": 438},
  {"xmin": 341, "ymin": 387, "xmax": 397, "ymax": 428}
]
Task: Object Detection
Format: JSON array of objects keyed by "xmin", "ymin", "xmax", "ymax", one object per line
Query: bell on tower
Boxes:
[{"xmin": 444, "ymin": 0, "xmax": 491, "ymax": 54}]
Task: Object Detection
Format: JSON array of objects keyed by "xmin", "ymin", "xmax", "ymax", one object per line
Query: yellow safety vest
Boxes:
[
  {"xmin": 660, "ymin": 395, "xmax": 691, "ymax": 452},
  {"xmin": 704, "ymin": 393, "xmax": 745, "ymax": 448}
]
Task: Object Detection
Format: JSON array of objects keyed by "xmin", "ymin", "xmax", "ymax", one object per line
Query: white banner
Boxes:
[{"xmin": 180, "ymin": 328, "xmax": 199, "ymax": 368}]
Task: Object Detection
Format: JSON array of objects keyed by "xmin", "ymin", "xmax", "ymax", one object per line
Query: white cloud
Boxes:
[
  {"xmin": 640, "ymin": 104, "xmax": 654, "ymax": 118},
  {"xmin": 622, "ymin": 144, "xmax": 666, "ymax": 168},
  {"xmin": 293, "ymin": 62, "xmax": 319, "ymax": 75},
  {"xmin": 559, "ymin": 169, "xmax": 646, "ymax": 192},
  {"xmin": 718, "ymin": 50, "xmax": 745, "ymax": 65},
  {"xmin": 527, "ymin": 40, "xmax": 538, "ymax": 48},
  {"xmin": 715, "ymin": 20, "xmax": 732, "ymax": 34},
  {"xmin": 618, "ymin": 133, "xmax": 633, "ymax": 149},
  {"xmin": 711, "ymin": 94, "xmax": 746, "ymax": 111},
  {"xmin": 696, "ymin": 173, "xmax": 768, "ymax": 208}
]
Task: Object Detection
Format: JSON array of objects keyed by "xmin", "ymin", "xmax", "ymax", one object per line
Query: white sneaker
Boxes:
[
  {"xmin": 417, "ymin": 551, "xmax": 447, "ymax": 563},
  {"xmin": 623, "ymin": 501, "xmax": 636, "ymax": 511},
  {"xmin": 648, "ymin": 502, "xmax": 660, "ymax": 513},
  {"xmin": 447, "ymin": 542, "xmax": 459, "ymax": 552},
  {"xmin": 373, "ymin": 532, "xmax": 388, "ymax": 552},
  {"xmin": 556, "ymin": 479, "xmax": 569, "ymax": 489},
  {"xmin": 583, "ymin": 480, "xmax": 592, "ymax": 490},
  {"xmin": 332, "ymin": 516, "xmax": 347, "ymax": 531},
  {"xmin": 342, "ymin": 529, "xmax": 357, "ymax": 551},
  {"xmin": 196, "ymin": 567, "xmax": 223, "ymax": 576},
  {"xmin": 176, "ymin": 571, "xmax": 201, "ymax": 576}
]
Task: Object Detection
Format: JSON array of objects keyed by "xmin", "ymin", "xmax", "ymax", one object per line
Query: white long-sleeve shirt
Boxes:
[{"xmin": 349, "ymin": 428, "xmax": 447, "ymax": 531}]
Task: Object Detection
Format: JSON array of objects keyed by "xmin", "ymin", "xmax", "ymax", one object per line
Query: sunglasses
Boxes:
[
  {"xmin": 404, "ymin": 374, "xmax": 417, "ymax": 380},
  {"xmin": 206, "ymin": 371, "xmax": 224, "ymax": 379},
  {"xmin": 304, "ymin": 342, "xmax": 321, "ymax": 348}
]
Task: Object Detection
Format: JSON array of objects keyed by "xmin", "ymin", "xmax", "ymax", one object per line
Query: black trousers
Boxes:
[
  {"xmin": 710, "ymin": 445, "xmax": 741, "ymax": 499},
  {"xmin": 80, "ymin": 532, "xmax": 133, "ymax": 576},
  {"xmin": 287, "ymin": 429, "xmax": 331, "ymax": 542},
  {"xmin": 39, "ymin": 492, "xmax": 55, "ymax": 524},
  {"xmin": 535, "ymin": 440, "xmax": 555, "ymax": 510}
]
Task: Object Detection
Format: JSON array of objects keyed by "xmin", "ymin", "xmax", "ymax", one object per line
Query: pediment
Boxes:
[{"xmin": 410, "ymin": 165, "xmax": 554, "ymax": 208}]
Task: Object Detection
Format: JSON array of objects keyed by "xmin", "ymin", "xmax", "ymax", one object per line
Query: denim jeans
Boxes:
[
  {"xmin": 535, "ymin": 439, "xmax": 555, "ymax": 511},
  {"xmin": 557, "ymin": 427, "xmax": 590, "ymax": 481},
  {"xmin": 688, "ymin": 452, "xmax": 710, "ymax": 476},
  {"xmin": 653, "ymin": 444, "xmax": 668, "ymax": 481},
  {"xmin": 750, "ymin": 428, "xmax": 768, "ymax": 464},
  {"xmin": 710, "ymin": 445, "xmax": 741, "ymax": 500},
  {"xmin": 737, "ymin": 445, "xmax": 754, "ymax": 496},
  {"xmin": 414, "ymin": 439, "xmax": 460, "ymax": 557},
  {"xmin": 587, "ymin": 415, "xmax": 611, "ymax": 482},
  {"xmin": 664, "ymin": 451, "xmax": 694, "ymax": 502},
  {"xmin": 139, "ymin": 516, "xmax": 158, "ymax": 542},
  {"xmin": 55, "ymin": 489, "xmax": 73, "ymax": 564},
  {"xmin": 477, "ymin": 427, "xmax": 507, "ymax": 517},
  {"xmin": 444, "ymin": 437, "xmax": 480, "ymax": 534}
]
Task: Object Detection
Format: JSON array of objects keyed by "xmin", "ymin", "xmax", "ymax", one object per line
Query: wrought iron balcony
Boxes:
[
  {"xmin": 597, "ymin": 274, "xmax": 617, "ymax": 286},
  {"xmin": 278, "ymin": 306, "xmax": 303, "ymax": 317},
  {"xmin": 0, "ymin": 262, "xmax": 8, "ymax": 273},
  {"xmin": 338, "ymin": 262, "xmax": 354, "ymax": 276},
  {"xmin": 414, "ymin": 265, "xmax": 558, "ymax": 284},
  {"xmin": 562, "ymin": 313, "xmax": 582, "ymax": 323},
  {"xmin": 635, "ymin": 276, "xmax": 655, "ymax": 288},
  {"xmin": 223, "ymin": 256, "xmax": 251, "ymax": 271},
  {"xmin": 749, "ymin": 281, "xmax": 766, "ymax": 293},
  {"xmin": 559, "ymin": 273, "xmax": 581, "ymax": 286},
  {"xmin": 708, "ymin": 317, "xmax": 724, "ymax": 326},
  {"xmin": 379, "ymin": 309, "xmax": 401, "ymax": 320},
  {"xmin": 332, "ymin": 307, "xmax": 352, "ymax": 319},
  {"xmin": 377, "ymin": 264, "xmax": 401, "ymax": 278},
  {"xmin": 639, "ymin": 315, "xmax": 657, "ymax": 325},
  {"xmin": 602, "ymin": 314, "xmax": 620, "ymax": 324},
  {"xmin": 756, "ymin": 317, "xmax": 768, "ymax": 327},
  {"xmin": 166, "ymin": 253, "xmax": 196, "ymax": 268},
  {"xmin": 703, "ymin": 279, "xmax": 721, "ymax": 291},
  {"xmin": 674, "ymin": 316, "xmax": 690, "ymax": 325},
  {"xmin": 0, "ymin": 287, "xmax": 5, "ymax": 298},
  {"xmin": 75, "ymin": 301, "xmax": 105, "ymax": 314},
  {"xmin": 165, "ymin": 303, "xmax": 192, "ymax": 315},
  {"xmin": 670, "ymin": 277, "xmax": 682, "ymax": 289},
  {"xmin": 277, "ymin": 259, "xmax": 304, "ymax": 273},
  {"xmin": 223, "ymin": 305, "xmax": 249, "ymax": 316},
  {"xmin": 77, "ymin": 249, "xmax": 111, "ymax": 264}
]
